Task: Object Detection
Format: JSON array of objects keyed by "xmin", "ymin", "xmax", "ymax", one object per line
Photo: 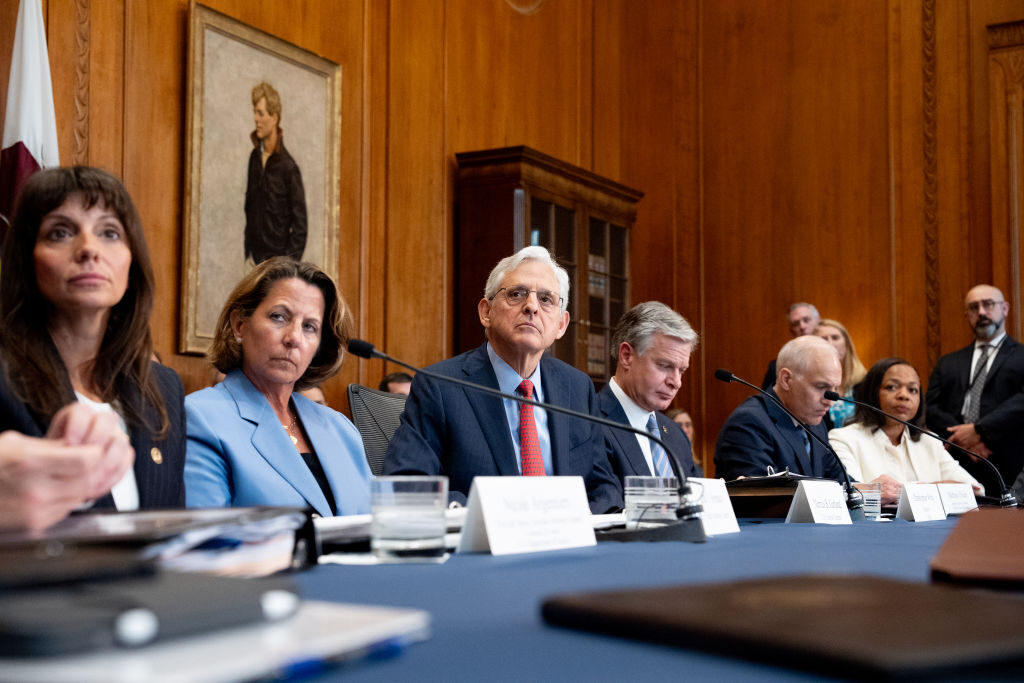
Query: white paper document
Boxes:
[
  {"xmin": 896, "ymin": 482, "xmax": 946, "ymax": 521},
  {"xmin": 457, "ymin": 476, "xmax": 596, "ymax": 555},
  {"xmin": 785, "ymin": 480, "xmax": 852, "ymax": 524}
]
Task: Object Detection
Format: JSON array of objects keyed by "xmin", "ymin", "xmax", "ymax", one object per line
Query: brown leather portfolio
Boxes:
[
  {"xmin": 930, "ymin": 508, "xmax": 1024, "ymax": 589},
  {"xmin": 542, "ymin": 574, "xmax": 1024, "ymax": 679}
]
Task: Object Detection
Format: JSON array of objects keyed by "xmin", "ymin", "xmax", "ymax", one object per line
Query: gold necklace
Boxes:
[{"xmin": 282, "ymin": 411, "xmax": 299, "ymax": 446}]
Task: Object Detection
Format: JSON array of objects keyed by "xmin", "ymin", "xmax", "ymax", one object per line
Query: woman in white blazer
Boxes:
[
  {"xmin": 184, "ymin": 258, "xmax": 371, "ymax": 515},
  {"xmin": 829, "ymin": 357, "xmax": 982, "ymax": 505}
]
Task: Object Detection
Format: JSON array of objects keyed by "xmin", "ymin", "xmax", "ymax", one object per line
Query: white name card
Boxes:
[
  {"xmin": 687, "ymin": 478, "xmax": 740, "ymax": 535},
  {"xmin": 896, "ymin": 482, "xmax": 946, "ymax": 521},
  {"xmin": 456, "ymin": 476, "xmax": 596, "ymax": 555},
  {"xmin": 785, "ymin": 480, "xmax": 852, "ymax": 525},
  {"xmin": 936, "ymin": 482, "xmax": 978, "ymax": 516}
]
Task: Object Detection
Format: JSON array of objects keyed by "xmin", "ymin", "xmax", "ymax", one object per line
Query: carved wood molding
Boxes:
[
  {"xmin": 73, "ymin": 0, "xmax": 90, "ymax": 165},
  {"xmin": 922, "ymin": 0, "xmax": 939, "ymax": 367},
  {"xmin": 987, "ymin": 20, "xmax": 1024, "ymax": 50},
  {"xmin": 992, "ymin": 51, "xmax": 1024, "ymax": 86}
]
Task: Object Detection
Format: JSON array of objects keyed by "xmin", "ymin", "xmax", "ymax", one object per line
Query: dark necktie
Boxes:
[
  {"xmin": 965, "ymin": 344, "xmax": 992, "ymax": 423},
  {"xmin": 517, "ymin": 380, "xmax": 545, "ymax": 476}
]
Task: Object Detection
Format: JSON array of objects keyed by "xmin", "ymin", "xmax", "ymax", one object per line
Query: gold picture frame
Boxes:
[{"xmin": 181, "ymin": 3, "xmax": 341, "ymax": 354}]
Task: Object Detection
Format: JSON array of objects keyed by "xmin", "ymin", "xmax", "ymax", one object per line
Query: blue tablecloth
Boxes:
[{"xmin": 297, "ymin": 518, "xmax": 970, "ymax": 681}]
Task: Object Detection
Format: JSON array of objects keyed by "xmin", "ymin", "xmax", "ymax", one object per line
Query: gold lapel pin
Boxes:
[{"xmin": 150, "ymin": 447, "xmax": 163, "ymax": 465}]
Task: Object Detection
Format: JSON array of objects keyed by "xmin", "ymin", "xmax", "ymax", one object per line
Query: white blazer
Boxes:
[{"xmin": 829, "ymin": 422, "xmax": 983, "ymax": 494}]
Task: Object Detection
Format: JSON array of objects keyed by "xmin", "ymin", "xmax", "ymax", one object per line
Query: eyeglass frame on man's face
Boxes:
[
  {"xmin": 966, "ymin": 299, "xmax": 1005, "ymax": 314},
  {"xmin": 490, "ymin": 286, "xmax": 564, "ymax": 312}
]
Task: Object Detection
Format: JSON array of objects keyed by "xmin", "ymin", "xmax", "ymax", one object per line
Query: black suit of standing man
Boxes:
[{"xmin": 926, "ymin": 284, "xmax": 1024, "ymax": 492}]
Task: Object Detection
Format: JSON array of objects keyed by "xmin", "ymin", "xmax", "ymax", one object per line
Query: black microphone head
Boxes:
[
  {"xmin": 824, "ymin": 390, "xmax": 841, "ymax": 401},
  {"xmin": 347, "ymin": 338, "xmax": 377, "ymax": 359},
  {"xmin": 714, "ymin": 369, "xmax": 734, "ymax": 383}
]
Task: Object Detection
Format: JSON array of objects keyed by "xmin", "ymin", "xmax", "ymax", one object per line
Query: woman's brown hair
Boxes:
[
  {"xmin": 0, "ymin": 166, "xmax": 167, "ymax": 435},
  {"xmin": 208, "ymin": 257, "xmax": 350, "ymax": 390}
]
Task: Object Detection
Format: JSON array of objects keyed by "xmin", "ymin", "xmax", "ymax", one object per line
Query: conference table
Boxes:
[{"xmin": 297, "ymin": 517, "xmax": 992, "ymax": 681}]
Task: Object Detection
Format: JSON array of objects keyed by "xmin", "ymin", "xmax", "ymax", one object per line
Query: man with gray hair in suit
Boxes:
[{"xmin": 598, "ymin": 302, "xmax": 703, "ymax": 483}]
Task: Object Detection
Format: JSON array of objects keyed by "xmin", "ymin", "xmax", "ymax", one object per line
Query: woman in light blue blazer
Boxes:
[{"xmin": 185, "ymin": 258, "xmax": 371, "ymax": 515}]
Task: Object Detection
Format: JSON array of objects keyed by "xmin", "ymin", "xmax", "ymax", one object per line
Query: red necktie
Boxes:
[{"xmin": 517, "ymin": 380, "xmax": 545, "ymax": 476}]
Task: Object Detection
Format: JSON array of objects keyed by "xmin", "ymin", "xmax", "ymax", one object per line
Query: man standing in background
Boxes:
[{"xmin": 926, "ymin": 284, "xmax": 1024, "ymax": 493}]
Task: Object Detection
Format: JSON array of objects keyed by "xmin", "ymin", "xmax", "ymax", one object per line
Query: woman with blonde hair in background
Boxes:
[{"xmin": 815, "ymin": 318, "xmax": 867, "ymax": 427}]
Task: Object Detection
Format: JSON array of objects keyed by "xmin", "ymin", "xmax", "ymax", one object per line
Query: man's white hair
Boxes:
[
  {"xmin": 483, "ymin": 246, "xmax": 570, "ymax": 314},
  {"xmin": 777, "ymin": 335, "xmax": 838, "ymax": 376}
]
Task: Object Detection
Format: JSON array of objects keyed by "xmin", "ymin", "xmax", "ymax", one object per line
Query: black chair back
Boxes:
[{"xmin": 347, "ymin": 384, "xmax": 407, "ymax": 475}]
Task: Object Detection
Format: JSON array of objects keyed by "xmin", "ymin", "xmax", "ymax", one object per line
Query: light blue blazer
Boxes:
[{"xmin": 185, "ymin": 370, "xmax": 371, "ymax": 515}]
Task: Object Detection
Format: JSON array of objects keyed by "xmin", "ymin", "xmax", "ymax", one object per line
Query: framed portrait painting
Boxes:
[{"xmin": 181, "ymin": 3, "xmax": 341, "ymax": 354}]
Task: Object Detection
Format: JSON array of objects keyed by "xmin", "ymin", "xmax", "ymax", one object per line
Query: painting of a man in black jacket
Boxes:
[{"xmin": 245, "ymin": 81, "xmax": 307, "ymax": 264}]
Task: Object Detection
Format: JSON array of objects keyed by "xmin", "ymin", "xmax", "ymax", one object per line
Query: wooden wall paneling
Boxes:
[
  {"xmin": 445, "ymin": 0, "xmax": 587, "ymax": 165},
  {"xmin": 87, "ymin": 0, "xmax": 125, "ymax": 176},
  {"xmin": 965, "ymin": 0, "xmax": 1024, "ymax": 317},
  {"xmin": 386, "ymin": 0, "xmax": 447, "ymax": 370},
  {"xmin": 120, "ymin": 0, "xmax": 195, "ymax": 386},
  {"xmin": 619, "ymin": 1, "xmax": 680, "ymax": 306},
  {"xmin": 575, "ymin": 0, "xmax": 593, "ymax": 171},
  {"xmin": 887, "ymin": 0, "xmax": 931, "ymax": 377},
  {"xmin": 988, "ymin": 22, "xmax": 1024, "ymax": 341},
  {"xmin": 355, "ymin": 0, "xmax": 390, "ymax": 394},
  {"xmin": 700, "ymin": 1, "xmax": 891, "ymax": 474},
  {"xmin": 0, "ymin": 0, "xmax": 19, "ymax": 132},
  {"xmin": 42, "ymin": 0, "xmax": 82, "ymax": 166},
  {"xmin": 672, "ymin": 2, "xmax": 703, "ymax": 466},
  {"xmin": 590, "ymin": 0, "xmax": 623, "ymax": 181}
]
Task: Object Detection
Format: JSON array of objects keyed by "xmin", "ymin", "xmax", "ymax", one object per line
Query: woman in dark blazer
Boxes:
[{"xmin": 0, "ymin": 166, "xmax": 185, "ymax": 519}]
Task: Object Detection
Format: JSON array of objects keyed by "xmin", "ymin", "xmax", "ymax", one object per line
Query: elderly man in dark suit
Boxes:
[
  {"xmin": 715, "ymin": 336, "xmax": 846, "ymax": 482},
  {"xmin": 598, "ymin": 302, "xmax": 703, "ymax": 484},
  {"xmin": 383, "ymin": 246, "xmax": 622, "ymax": 513},
  {"xmin": 925, "ymin": 284, "xmax": 1024, "ymax": 493}
]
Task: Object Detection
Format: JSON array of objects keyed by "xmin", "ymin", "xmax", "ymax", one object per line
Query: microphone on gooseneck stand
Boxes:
[
  {"xmin": 824, "ymin": 390, "xmax": 1018, "ymax": 508},
  {"xmin": 714, "ymin": 369, "xmax": 865, "ymax": 515},
  {"xmin": 348, "ymin": 339, "xmax": 706, "ymax": 543}
]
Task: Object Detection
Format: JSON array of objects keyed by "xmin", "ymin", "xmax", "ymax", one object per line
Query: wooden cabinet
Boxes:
[{"xmin": 454, "ymin": 146, "xmax": 643, "ymax": 387}]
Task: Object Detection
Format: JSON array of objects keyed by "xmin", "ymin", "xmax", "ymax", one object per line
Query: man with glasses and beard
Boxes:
[
  {"xmin": 926, "ymin": 284, "xmax": 1024, "ymax": 493},
  {"xmin": 383, "ymin": 246, "xmax": 622, "ymax": 513}
]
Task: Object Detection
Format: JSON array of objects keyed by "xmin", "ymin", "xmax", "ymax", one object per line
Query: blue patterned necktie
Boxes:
[{"xmin": 646, "ymin": 414, "xmax": 672, "ymax": 477}]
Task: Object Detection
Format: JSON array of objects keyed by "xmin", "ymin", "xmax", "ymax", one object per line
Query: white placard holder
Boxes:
[
  {"xmin": 688, "ymin": 478, "xmax": 740, "ymax": 535},
  {"xmin": 935, "ymin": 482, "xmax": 978, "ymax": 516},
  {"xmin": 456, "ymin": 476, "xmax": 596, "ymax": 555},
  {"xmin": 896, "ymin": 482, "xmax": 946, "ymax": 521},
  {"xmin": 785, "ymin": 480, "xmax": 852, "ymax": 524}
]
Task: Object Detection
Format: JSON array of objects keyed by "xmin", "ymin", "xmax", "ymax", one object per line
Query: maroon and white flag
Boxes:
[{"xmin": 0, "ymin": 0, "xmax": 59, "ymax": 230}]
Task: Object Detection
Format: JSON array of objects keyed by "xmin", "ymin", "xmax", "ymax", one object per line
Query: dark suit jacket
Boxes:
[
  {"xmin": 714, "ymin": 390, "xmax": 845, "ymax": 482},
  {"xmin": 925, "ymin": 336, "xmax": 1024, "ymax": 489},
  {"xmin": 596, "ymin": 385, "xmax": 703, "ymax": 483},
  {"xmin": 0, "ymin": 361, "xmax": 186, "ymax": 509},
  {"xmin": 383, "ymin": 344, "xmax": 623, "ymax": 513}
]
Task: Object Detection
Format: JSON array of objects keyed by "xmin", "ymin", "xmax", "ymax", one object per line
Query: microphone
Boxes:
[
  {"xmin": 824, "ymin": 391, "xmax": 1018, "ymax": 508},
  {"xmin": 714, "ymin": 369, "xmax": 864, "ymax": 514},
  {"xmin": 348, "ymin": 339, "xmax": 705, "ymax": 541}
]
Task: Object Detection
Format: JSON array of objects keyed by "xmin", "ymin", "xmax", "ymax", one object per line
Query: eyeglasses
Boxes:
[
  {"xmin": 966, "ymin": 299, "xmax": 1005, "ymax": 313},
  {"xmin": 491, "ymin": 286, "xmax": 563, "ymax": 311}
]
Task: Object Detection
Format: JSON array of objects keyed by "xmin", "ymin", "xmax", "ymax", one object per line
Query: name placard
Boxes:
[
  {"xmin": 785, "ymin": 480, "xmax": 852, "ymax": 525},
  {"xmin": 896, "ymin": 482, "xmax": 946, "ymax": 521},
  {"xmin": 936, "ymin": 483, "xmax": 978, "ymax": 516},
  {"xmin": 456, "ymin": 476, "xmax": 596, "ymax": 555},
  {"xmin": 687, "ymin": 478, "xmax": 740, "ymax": 535}
]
